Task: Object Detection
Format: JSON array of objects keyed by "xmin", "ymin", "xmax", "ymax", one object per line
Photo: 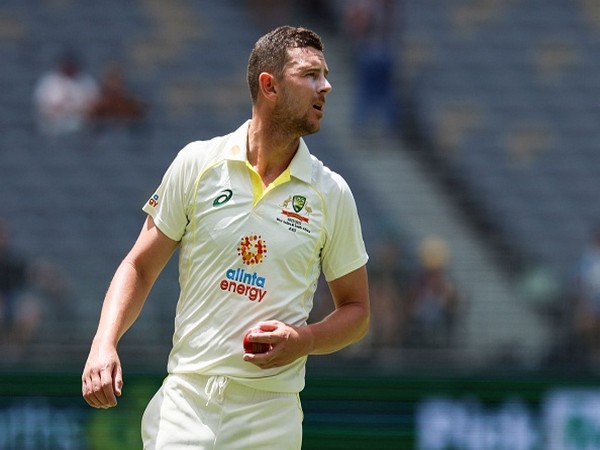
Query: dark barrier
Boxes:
[
  {"xmin": 0, "ymin": 372, "xmax": 161, "ymax": 450},
  {"xmin": 1, "ymin": 371, "xmax": 600, "ymax": 449}
]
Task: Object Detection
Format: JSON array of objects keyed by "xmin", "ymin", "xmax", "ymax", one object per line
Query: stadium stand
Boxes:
[
  {"xmin": 0, "ymin": 0, "xmax": 396, "ymax": 368},
  {"xmin": 2, "ymin": 0, "xmax": 597, "ymax": 372},
  {"xmin": 404, "ymin": 0, "xmax": 600, "ymax": 283}
]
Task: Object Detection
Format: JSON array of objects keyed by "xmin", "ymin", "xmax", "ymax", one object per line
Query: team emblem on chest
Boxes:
[
  {"xmin": 292, "ymin": 195, "xmax": 306, "ymax": 213},
  {"xmin": 278, "ymin": 195, "xmax": 313, "ymax": 234}
]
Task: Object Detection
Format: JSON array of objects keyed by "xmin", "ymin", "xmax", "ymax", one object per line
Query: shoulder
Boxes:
[
  {"xmin": 309, "ymin": 154, "xmax": 353, "ymax": 197},
  {"xmin": 173, "ymin": 122, "xmax": 250, "ymax": 173},
  {"xmin": 175, "ymin": 132, "xmax": 233, "ymax": 169}
]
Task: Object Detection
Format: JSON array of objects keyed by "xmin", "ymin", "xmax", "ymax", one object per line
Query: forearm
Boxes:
[
  {"xmin": 304, "ymin": 301, "xmax": 370, "ymax": 355},
  {"xmin": 242, "ymin": 266, "xmax": 370, "ymax": 369},
  {"xmin": 83, "ymin": 216, "xmax": 177, "ymax": 409},
  {"xmin": 92, "ymin": 258, "xmax": 154, "ymax": 348}
]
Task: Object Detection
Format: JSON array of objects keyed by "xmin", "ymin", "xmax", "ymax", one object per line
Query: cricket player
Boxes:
[{"xmin": 82, "ymin": 25, "xmax": 370, "ymax": 449}]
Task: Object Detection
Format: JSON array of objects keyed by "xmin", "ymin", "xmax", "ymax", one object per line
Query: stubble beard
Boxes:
[{"xmin": 272, "ymin": 95, "xmax": 321, "ymax": 138}]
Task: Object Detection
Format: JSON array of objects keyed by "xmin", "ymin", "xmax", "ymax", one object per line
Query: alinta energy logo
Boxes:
[
  {"xmin": 219, "ymin": 235, "xmax": 268, "ymax": 302},
  {"xmin": 238, "ymin": 235, "xmax": 267, "ymax": 265}
]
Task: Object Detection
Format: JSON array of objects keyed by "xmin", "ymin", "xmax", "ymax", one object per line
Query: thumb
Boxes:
[{"xmin": 113, "ymin": 364, "xmax": 123, "ymax": 397}]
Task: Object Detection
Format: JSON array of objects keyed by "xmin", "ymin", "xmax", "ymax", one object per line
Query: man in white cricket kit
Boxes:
[{"xmin": 82, "ymin": 25, "xmax": 370, "ymax": 449}]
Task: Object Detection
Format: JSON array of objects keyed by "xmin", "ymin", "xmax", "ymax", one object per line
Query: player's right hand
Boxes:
[{"xmin": 81, "ymin": 344, "xmax": 123, "ymax": 409}]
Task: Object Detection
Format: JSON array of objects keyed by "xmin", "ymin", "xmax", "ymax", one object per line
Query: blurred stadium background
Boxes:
[{"xmin": 2, "ymin": 0, "xmax": 600, "ymax": 448}]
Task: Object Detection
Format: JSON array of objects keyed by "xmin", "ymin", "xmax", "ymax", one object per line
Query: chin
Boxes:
[
  {"xmin": 304, "ymin": 121, "xmax": 321, "ymax": 135},
  {"xmin": 287, "ymin": 117, "xmax": 321, "ymax": 137}
]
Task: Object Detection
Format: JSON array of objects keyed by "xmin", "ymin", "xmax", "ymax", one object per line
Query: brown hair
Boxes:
[{"xmin": 247, "ymin": 26, "xmax": 324, "ymax": 103}]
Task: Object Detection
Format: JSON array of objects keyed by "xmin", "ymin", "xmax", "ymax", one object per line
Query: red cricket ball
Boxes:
[{"xmin": 243, "ymin": 329, "xmax": 271, "ymax": 354}]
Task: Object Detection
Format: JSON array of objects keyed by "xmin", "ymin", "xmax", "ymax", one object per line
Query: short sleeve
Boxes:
[
  {"xmin": 142, "ymin": 146, "xmax": 195, "ymax": 241},
  {"xmin": 321, "ymin": 177, "xmax": 369, "ymax": 282}
]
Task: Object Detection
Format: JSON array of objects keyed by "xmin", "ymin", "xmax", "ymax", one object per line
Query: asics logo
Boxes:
[{"xmin": 213, "ymin": 189, "xmax": 233, "ymax": 207}]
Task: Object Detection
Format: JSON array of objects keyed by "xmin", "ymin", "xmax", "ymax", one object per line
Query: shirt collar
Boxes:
[{"xmin": 224, "ymin": 120, "xmax": 313, "ymax": 184}]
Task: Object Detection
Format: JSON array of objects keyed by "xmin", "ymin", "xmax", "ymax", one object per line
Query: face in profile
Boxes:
[{"xmin": 272, "ymin": 47, "xmax": 332, "ymax": 136}]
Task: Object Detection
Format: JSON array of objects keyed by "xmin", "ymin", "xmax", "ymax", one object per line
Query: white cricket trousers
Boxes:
[{"xmin": 141, "ymin": 373, "xmax": 303, "ymax": 449}]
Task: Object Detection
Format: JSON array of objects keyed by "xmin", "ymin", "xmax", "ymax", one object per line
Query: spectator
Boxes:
[
  {"xmin": 343, "ymin": 0, "xmax": 399, "ymax": 135},
  {"xmin": 0, "ymin": 219, "xmax": 42, "ymax": 362},
  {"xmin": 367, "ymin": 237, "xmax": 410, "ymax": 350},
  {"xmin": 405, "ymin": 236, "xmax": 464, "ymax": 347},
  {"xmin": 571, "ymin": 226, "xmax": 600, "ymax": 365},
  {"xmin": 27, "ymin": 258, "xmax": 77, "ymax": 348},
  {"xmin": 33, "ymin": 50, "xmax": 99, "ymax": 136},
  {"xmin": 88, "ymin": 64, "xmax": 148, "ymax": 131}
]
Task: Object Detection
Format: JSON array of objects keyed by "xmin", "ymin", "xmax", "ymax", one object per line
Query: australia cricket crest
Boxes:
[
  {"xmin": 292, "ymin": 195, "xmax": 306, "ymax": 213},
  {"xmin": 278, "ymin": 195, "xmax": 312, "ymax": 234}
]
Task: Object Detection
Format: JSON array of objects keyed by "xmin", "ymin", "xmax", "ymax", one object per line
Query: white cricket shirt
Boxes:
[{"xmin": 143, "ymin": 121, "xmax": 368, "ymax": 392}]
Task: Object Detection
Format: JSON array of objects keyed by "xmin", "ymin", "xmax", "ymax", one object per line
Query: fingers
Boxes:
[
  {"xmin": 243, "ymin": 337, "xmax": 286, "ymax": 369},
  {"xmin": 243, "ymin": 322, "xmax": 307, "ymax": 369},
  {"xmin": 82, "ymin": 363, "xmax": 120, "ymax": 409},
  {"xmin": 114, "ymin": 364, "xmax": 123, "ymax": 397},
  {"xmin": 249, "ymin": 320, "xmax": 286, "ymax": 344},
  {"xmin": 100, "ymin": 366, "xmax": 118, "ymax": 406},
  {"xmin": 256, "ymin": 321, "xmax": 280, "ymax": 332},
  {"xmin": 82, "ymin": 369, "xmax": 98, "ymax": 408},
  {"xmin": 243, "ymin": 350, "xmax": 276, "ymax": 368},
  {"xmin": 243, "ymin": 347, "xmax": 293, "ymax": 370},
  {"xmin": 245, "ymin": 330, "xmax": 277, "ymax": 347}
]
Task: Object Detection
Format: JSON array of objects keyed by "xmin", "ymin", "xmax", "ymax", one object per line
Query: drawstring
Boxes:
[{"xmin": 205, "ymin": 376, "xmax": 229, "ymax": 406}]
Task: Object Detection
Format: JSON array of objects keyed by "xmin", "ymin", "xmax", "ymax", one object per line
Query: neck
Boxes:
[{"xmin": 247, "ymin": 117, "xmax": 299, "ymax": 187}]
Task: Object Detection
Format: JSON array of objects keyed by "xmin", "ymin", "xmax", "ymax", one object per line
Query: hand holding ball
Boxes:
[{"xmin": 243, "ymin": 328, "xmax": 271, "ymax": 354}]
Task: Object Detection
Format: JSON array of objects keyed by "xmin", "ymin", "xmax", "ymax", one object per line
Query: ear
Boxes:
[{"xmin": 258, "ymin": 72, "xmax": 277, "ymax": 100}]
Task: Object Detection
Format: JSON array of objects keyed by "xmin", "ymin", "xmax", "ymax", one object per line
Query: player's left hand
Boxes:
[{"xmin": 242, "ymin": 320, "xmax": 313, "ymax": 369}]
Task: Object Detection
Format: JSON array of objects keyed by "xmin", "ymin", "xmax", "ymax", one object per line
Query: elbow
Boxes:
[{"xmin": 354, "ymin": 305, "xmax": 371, "ymax": 344}]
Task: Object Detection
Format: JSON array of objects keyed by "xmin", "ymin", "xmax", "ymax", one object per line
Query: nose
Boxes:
[{"xmin": 320, "ymin": 75, "xmax": 332, "ymax": 94}]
